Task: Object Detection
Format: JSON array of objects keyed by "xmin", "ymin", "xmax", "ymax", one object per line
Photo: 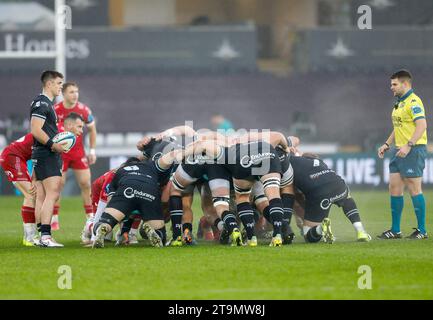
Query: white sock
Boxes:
[
  {"xmin": 217, "ymin": 221, "xmax": 225, "ymax": 231},
  {"xmin": 23, "ymin": 223, "xmax": 37, "ymax": 239},
  {"xmin": 51, "ymin": 214, "xmax": 59, "ymax": 224},
  {"xmin": 316, "ymin": 224, "xmax": 323, "ymax": 235},
  {"xmin": 353, "ymin": 222, "xmax": 365, "ymax": 232}
]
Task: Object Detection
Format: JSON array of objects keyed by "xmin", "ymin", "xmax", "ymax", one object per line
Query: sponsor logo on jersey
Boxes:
[
  {"xmin": 240, "ymin": 152, "xmax": 275, "ymax": 168},
  {"xmin": 123, "ymin": 187, "xmax": 135, "ymax": 199},
  {"xmin": 310, "ymin": 169, "xmax": 333, "ymax": 179},
  {"xmin": 123, "ymin": 187, "xmax": 156, "ymax": 201},
  {"xmin": 185, "ymin": 153, "xmax": 215, "ymax": 165},
  {"xmin": 152, "ymin": 152, "xmax": 163, "ymax": 161},
  {"xmin": 320, "ymin": 189, "xmax": 348, "ymax": 210}
]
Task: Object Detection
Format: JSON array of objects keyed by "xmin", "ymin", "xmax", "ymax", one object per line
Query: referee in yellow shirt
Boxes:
[{"xmin": 378, "ymin": 70, "xmax": 428, "ymax": 239}]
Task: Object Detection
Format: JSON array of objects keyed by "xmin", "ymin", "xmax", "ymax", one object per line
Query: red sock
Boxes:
[
  {"xmin": 21, "ymin": 206, "xmax": 35, "ymax": 224},
  {"xmin": 53, "ymin": 205, "xmax": 60, "ymax": 217},
  {"xmin": 132, "ymin": 218, "xmax": 141, "ymax": 229},
  {"xmin": 84, "ymin": 205, "xmax": 94, "ymax": 217},
  {"xmin": 199, "ymin": 216, "xmax": 211, "ymax": 229}
]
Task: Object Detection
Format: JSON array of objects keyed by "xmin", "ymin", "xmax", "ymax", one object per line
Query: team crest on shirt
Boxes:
[{"xmin": 411, "ymin": 106, "xmax": 422, "ymax": 114}]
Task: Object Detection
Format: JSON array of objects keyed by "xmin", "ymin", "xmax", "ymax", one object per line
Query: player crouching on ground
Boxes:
[
  {"xmin": 289, "ymin": 153, "xmax": 371, "ymax": 244},
  {"xmin": 92, "ymin": 144, "xmax": 196, "ymax": 248},
  {"xmin": 0, "ymin": 133, "xmax": 38, "ymax": 246}
]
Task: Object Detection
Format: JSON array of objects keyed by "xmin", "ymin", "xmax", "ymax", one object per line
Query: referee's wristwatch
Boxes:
[{"xmin": 407, "ymin": 141, "xmax": 415, "ymax": 147}]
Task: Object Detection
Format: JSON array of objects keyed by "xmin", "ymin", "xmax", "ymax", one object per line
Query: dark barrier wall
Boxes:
[
  {"xmin": 293, "ymin": 27, "xmax": 433, "ymax": 73},
  {"xmin": 322, "ymin": 153, "xmax": 433, "ymax": 189},
  {"xmin": 1, "ymin": 153, "xmax": 433, "ymax": 196},
  {"xmin": 0, "ymin": 26, "xmax": 257, "ymax": 72}
]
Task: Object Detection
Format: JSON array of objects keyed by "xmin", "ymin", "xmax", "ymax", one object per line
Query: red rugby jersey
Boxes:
[
  {"xmin": 55, "ymin": 101, "xmax": 94, "ymax": 158},
  {"xmin": 2, "ymin": 133, "xmax": 33, "ymax": 160}
]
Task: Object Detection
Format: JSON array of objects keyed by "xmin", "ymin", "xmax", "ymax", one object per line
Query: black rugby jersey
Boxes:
[
  {"xmin": 30, "ymin": 94, "xmax": 58, "ymax": 155},
  {"xmin": 289, "ymin": 156, "xmax": 344, "ymax": 195},
  {"xmin": 107, "ymin": 161, "xmax": 170, "ymax": 196}
]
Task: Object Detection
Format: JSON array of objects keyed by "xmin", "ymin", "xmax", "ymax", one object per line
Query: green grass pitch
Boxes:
[{"xmin": 0, "ymin": 191, "xmax": 432, "ymax": 300}]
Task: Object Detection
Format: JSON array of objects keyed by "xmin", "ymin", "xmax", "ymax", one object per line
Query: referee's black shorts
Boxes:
[{"xmin": 32, "ymin": 152, "xmax": 62, "ymax": 181}]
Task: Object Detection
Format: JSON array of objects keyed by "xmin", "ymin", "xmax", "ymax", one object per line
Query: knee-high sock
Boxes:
[
  {"xmin": 281, "ymin": 194, "xmax": 295, "ymax": 225},
  {"xmin": 390, "ymin": 196, "xmax": 404, "ymax": 233},
  {"xmin": 411, "ymin": 194, "xmax": 426, "ymax": 234},
  {"xmin": 268, "ymin": 198, "xmax": 284, "ymax": 237},
  {"xmin": 169, "ymin": 196, "xmax": 183, "ymax": 239},
  {"xmin": 237, "ymin": 202, "xmax": 255, "ymax": 240}
]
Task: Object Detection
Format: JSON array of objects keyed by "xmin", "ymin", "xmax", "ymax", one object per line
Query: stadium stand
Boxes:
[{"xmin": 0, "ymin": 72, "xmax": 431, "ymax": 149}]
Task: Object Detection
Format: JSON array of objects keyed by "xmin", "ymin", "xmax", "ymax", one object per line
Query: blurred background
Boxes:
[{"xmin": 0, "ymin": 0, "xmax": 432, "ymax": 194}]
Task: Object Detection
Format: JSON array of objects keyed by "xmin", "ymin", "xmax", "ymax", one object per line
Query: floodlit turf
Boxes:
[{"xmin": 0, "ymin": 191, "xmax": 432, "ymax": 300}]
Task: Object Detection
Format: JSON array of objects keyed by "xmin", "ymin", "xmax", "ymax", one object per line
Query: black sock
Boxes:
[
  {"xmin": 263, "ymin": 206, "xmax": 271, "ymax": 224},
  {"xmin": 253, "ymin": 209, "xmax": 260, "ymax": 223},
  {"xmin": 182, "ymin": 223, "xmax": 193, "ymax": 232},
  {"xmin": 40, "ymin": 224, "xmax": 51, "ymax": 237},
  {"xmin": 237, "ymin": 202, "xmax": 255, "ymax": 240},
  {"xmin": 155, "ymin": 227, "xmax": 167, "ymax": 245},
  {"xmin": 37, "ymin": 223, "xmax": 42, "ymax": 233},
  {"xmin": 281, "ymin": 193, "xmax": 295, "ymax": 224},
  {"xmin": 221, "ymin": 211, "xmax": 239, "ymax": 234},
  {"xmin": 342, "ymin": 198, "xmax": 361, "ymax": 224},
  {"xmin": 268, "ymin": 198, "xmax": 284, "ymax": 236},
  {"xmin": 305, "ymin": 226, "xmax": 322, "ymax": 243},
  {"xmin": 169, "ymin": 196, "xmax": 183, "ymax": 238},
  {"xmin": 93, "ymin": 212, "xmax": 118, "ymax": 235},
  {"xmin": 121, "ymin": 218, "xmax": 134, "ymax": 234}
]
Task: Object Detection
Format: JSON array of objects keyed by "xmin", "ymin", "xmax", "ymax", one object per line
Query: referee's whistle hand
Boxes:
[
  {"xmin": 396, "ymin": 145, "xmax": 411, "ymax": 158},
  {"xmin": 377, "ymin": 145, "xmax": 388, "ymax": 159}
]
